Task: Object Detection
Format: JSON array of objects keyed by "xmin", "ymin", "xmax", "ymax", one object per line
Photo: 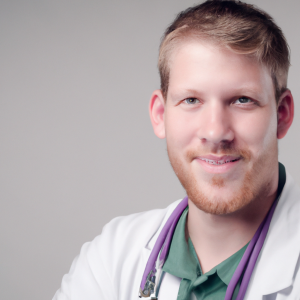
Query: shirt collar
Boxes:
[
  {"xmin": 162, "ymin": 206, "xmax": 248, "ymax": 285},
  {"xmin": 215, "ymin": 243, "xmax": 248, "ymax": 285},
  {"xmin": 162, "ymin": 207, "xmax": 198, "ymax": 280}
]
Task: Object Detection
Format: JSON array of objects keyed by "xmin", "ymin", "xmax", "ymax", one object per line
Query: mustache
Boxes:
[{"xmin": 186, "ymin": 145, "xmax": 252, "ymax": 161}]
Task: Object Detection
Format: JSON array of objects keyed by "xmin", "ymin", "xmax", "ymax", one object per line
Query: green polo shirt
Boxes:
[
  {"xmin": 162, "ymin": 207, "xmax": 247, "ymax": 300},
  {"xmin": 162, "ymin": 163, "xmax": 286, "ymax": 300}
]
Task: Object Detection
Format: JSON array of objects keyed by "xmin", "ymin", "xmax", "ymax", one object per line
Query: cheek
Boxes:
[
  {"xmin": 233, "ymin": 108, "xmax": 277, "ymax": 152},
  {"xmin": 165, "ymin": 110, "xmax": 198, "ymax": 150}
]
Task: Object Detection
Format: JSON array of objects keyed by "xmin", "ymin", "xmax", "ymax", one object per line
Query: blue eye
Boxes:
[
  {"xmin": 184, "ymin": 98, "xmax": 199, "ymax": 104},
  {"xmin": 235, "ymin": 97, "xmax": 252, "ymax": 104}
]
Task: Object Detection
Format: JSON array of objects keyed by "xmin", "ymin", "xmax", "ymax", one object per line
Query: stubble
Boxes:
[{"xmin": 168, "ymin": 143, "xmax": 277, "ymax": 215}]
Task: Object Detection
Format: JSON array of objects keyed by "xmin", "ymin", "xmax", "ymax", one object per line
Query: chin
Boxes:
[
  {"xmin": 177, "ymin": 160, "xmax": 269, "ymax": 214},
  {"xmin": 187, "ymin": 184, "xmax": 255, "ymax": 215}
]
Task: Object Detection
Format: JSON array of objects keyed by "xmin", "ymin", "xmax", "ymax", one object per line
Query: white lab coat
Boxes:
[{"xmin": 53, "ymin": 170, "xmax": 300, "ymax": 300}]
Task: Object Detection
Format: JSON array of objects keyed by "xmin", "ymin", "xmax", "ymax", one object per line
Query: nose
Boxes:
[{"xmin": 198, "ymin": 100, "xmax": 234, "ymax": 145}]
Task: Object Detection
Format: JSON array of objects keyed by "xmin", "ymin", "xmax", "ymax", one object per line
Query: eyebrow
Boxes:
[{"xmin": 169, "ymin": 86, "xmax": 263, "ymax": 100}]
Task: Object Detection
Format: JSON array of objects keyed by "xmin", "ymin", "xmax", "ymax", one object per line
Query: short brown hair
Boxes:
[{"xmin": 158, "ymin": 0, "xmax": 290, "ymax": 102}]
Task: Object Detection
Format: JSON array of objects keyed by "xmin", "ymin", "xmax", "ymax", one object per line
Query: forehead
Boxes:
[{"xmin": 167, "ymin": 40, "xmax": 274, "ymax": 100}]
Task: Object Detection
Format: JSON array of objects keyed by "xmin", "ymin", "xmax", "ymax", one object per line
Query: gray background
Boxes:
[{"xmin": 0, "ymin": 0, "xmax": 299, "ymax": 299}]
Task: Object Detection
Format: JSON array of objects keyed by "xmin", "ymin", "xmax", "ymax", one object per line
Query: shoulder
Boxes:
[{"xmin": 53, "ymin": 199, "xmax": 182, "ymax": 300}]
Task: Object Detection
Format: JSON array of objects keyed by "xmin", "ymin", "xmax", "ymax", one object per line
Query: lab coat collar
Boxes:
[
  {"xmin": 145, "ymin": 200, "xmax": 182, "ymax": 251},
  {"xmin": 246, "ymin": 170, "xmax": 300, "ymax": 296}
]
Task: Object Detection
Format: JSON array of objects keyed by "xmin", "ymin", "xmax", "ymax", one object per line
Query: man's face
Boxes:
[{"xmin": 163, "ymin": 41, "xmax": 279, "ymax": 215}]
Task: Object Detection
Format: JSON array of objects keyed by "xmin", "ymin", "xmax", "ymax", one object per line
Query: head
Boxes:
[{"xmin": 150, "ymin": 0, "xmax": 294, "ymax": 215}]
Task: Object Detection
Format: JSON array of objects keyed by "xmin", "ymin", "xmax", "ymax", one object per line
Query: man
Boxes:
[{"xmin": 53, "ymin": 1, "xmax": 299, "ymax": 299}]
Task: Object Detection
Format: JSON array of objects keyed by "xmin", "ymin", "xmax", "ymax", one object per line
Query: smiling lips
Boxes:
[{"xmin": 198, "ymin": 155, "xmax": 241, "ymax": 165}]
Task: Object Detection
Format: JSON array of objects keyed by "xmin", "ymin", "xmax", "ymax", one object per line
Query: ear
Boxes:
[
  {"xmin": 277, "ymin": 89, "xmax": 294, "ymax": 139},
  {"xmin": 149, "ymin": 89, "xmax": 166, "ymax": 139}
]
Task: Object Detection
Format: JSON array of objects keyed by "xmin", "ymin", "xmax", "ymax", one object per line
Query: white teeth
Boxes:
[{"xmin": 200, "ymin": 158, "xmax": 235, "ymax": 165}]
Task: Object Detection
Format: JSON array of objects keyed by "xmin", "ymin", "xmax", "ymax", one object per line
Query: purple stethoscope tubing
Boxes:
[
  {"xmin": 140, "ymin": 196, "xmax": 189, "ymax": 289},
  {"xmin": 225, "ymin": 195, "xmax": 278, "ymax": 300},
  {"xmin": 140, "ymin": 195, "xmax": 278, "ymax": 299}
]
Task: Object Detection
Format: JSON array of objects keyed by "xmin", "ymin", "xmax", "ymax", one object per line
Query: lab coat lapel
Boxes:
[
  {"xmin": 245, "ymin": 171, "xmax": 300, "ymax": 298},
  {"xmin": 145, "ymin": 200, "xmax": 182, "ymax": 251},
  {"xmin": 138, "ymin": 200, "xmax": 182, "ymax": 299}
]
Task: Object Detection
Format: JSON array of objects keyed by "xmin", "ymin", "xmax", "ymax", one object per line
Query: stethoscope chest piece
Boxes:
[{"xmin": 139, "ymin": 272, "xmax": 157, "ymax": 299}]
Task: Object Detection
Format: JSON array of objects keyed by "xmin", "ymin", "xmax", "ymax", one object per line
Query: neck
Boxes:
[{"xmin": 187, "ymin": 179, "xmax": 278, "ymax": 274}]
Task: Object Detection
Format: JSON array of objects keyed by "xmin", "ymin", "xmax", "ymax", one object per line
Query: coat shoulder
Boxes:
[
  {"xmin": 95, "ymin": 199, "xmax": 182, "ymax": 253},
  {"xmin": 53, "ymin": 200, "xmax": 182, "ymax": 300}
]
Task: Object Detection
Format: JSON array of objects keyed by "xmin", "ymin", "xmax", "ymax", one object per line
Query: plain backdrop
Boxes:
[{"xmin": 0, "ymin": 0, "xmax": 299, "ymax": 299}]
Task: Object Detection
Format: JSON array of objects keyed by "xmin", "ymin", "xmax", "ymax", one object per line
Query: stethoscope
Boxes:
[{"xmin": 138, "ymin": 195, "xmax": 279, "ymax": 300}]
